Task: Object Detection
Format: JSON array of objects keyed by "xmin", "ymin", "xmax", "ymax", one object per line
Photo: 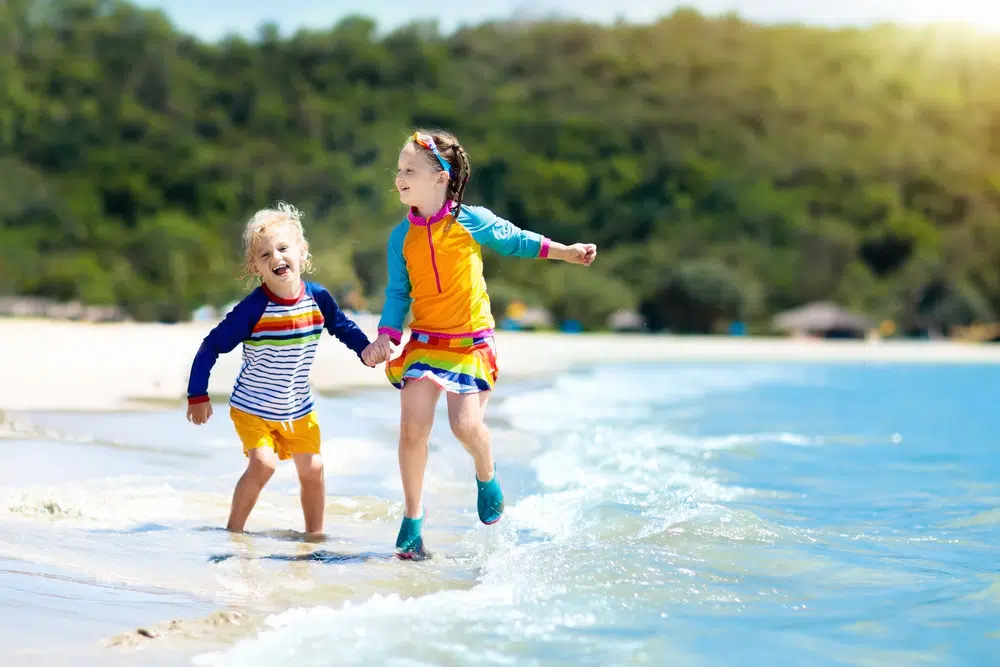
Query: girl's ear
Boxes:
[{"xmin": 437, "ymin": 170, "xmax": 451, "ymax": 186}]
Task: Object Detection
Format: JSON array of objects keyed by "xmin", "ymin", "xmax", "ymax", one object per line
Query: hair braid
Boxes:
[{"xmin": 447, "ymin": 143, "xmax": 470, "ymax": 221}]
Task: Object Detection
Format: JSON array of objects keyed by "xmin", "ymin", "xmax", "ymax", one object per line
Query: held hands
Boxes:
[
  {"xmin": 362, "ymin": 334, "xmax": 394, "ymax": 367},
  {"xmin": 186, "ymin": 401, "xmax": 213, "ymax": 425}
]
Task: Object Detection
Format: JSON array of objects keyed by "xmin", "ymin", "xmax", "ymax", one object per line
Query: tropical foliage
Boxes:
[{"xmin": 3, "ymin": 1, "xmax": 1000, "ymax": 334}]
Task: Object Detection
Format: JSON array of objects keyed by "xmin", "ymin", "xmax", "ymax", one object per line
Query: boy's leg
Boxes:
[
  {"xmin": 399, "ymin": 380, "xmax": 442, "ymax": 519},
  {"xmin": 292, "ymin": 453, "xmax": 324, "ymax": 534},
  {"xmin": 227, "ymin": 446, "xmax": 279, "ymax": 532},
  {"xmin": 279, "ymin": 411, "xmax": 324, "ymax": 535},
  {"xmin": 446, "ymin": 391, "xmax": 503, "ymax": 524}
]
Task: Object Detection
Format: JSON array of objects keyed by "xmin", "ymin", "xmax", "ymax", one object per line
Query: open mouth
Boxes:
[{"xmin": 272, "ymin": 263, "xmax": 291, "ymax": 277}]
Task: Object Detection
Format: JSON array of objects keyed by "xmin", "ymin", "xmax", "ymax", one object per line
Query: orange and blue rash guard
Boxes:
[{"xmin": 377, "ymin": 202, "xmax": 551, "ymax": 343}]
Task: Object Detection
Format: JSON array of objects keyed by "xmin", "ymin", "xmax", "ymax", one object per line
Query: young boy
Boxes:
[{"xmin": 186, "ymin": 202, "xmax": 375, "ymax": 535}]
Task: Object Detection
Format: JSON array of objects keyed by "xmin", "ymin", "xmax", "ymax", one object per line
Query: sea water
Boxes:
[{"xmin": 1, "ymin": 361, "xmax": 997, "ymax": 666}]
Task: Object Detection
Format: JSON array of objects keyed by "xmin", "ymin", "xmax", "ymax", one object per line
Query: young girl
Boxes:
[
  {"xmin": 363, "ymin": 130, "xmax": 597, "ymax": 559},
  {"xmin": 186, "ymin": 202, "xmax": 375, "ymax": 536}
]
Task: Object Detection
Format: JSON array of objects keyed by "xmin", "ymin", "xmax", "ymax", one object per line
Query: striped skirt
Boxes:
[{"xmin": 385, "ymin": 332, "xmax": 499, "ymax": 394}]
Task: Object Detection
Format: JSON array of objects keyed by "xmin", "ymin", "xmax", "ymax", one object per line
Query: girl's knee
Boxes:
[
  {"xmin": 399, "ymin": 419, "xmax": 433, "ymax": 450},
  {"xmin": 449, "ymin": 412, "xmax": 484, "ymax": 444}
]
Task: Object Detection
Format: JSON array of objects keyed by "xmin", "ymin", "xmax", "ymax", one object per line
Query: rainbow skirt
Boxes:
[{"xmin": 385, "ymin": 332, "xmax": 498, "ymax": 394}]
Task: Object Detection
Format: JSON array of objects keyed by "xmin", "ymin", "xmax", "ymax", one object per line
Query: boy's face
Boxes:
[
  {"xmin": 252, "ymin": 225, "xmax": 304, "ymax": 291},
  {"xmin": 395, "ymin": 143, "xmax": 448, "ymax": 208}
]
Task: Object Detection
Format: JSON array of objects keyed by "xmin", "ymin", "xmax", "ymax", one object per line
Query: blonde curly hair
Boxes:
[{"xmin": 240, "ymin": 201, "xmax": 314, "ymax": 285}]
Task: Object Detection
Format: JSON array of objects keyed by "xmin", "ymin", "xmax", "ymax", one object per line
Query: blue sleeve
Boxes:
[
  {"xmin": 186, "ymin": 290, "xmax": 267, "ymax": 399},
  {"xmin": 377, "ymin": 222, "xmax": 412, "ymax": 344},
  {"xmin": 309, "ymin": 283, "xmax": 371, "ymax": 361},
  {"xmin": 455, "ymin": 205, "xmax": 550, "ymax": 258}
]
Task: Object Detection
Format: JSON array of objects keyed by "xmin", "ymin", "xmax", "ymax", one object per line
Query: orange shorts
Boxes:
[{"xmin": 229, "ymin": 406, "xmax": 322, "ymax": 460}]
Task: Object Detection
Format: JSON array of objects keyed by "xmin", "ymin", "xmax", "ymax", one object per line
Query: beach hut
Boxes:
[
  {"xmin": 0, "ymin": 297, "xmax": 49, "ymax": 318},
  {"xmin": 518, "ymin": 307, "xmax": 554, "ymax": 330},
  {"xmin": 772, "ymin": 301, "xmax": 873, "ymax": 339},
  {"xmin": 607, "ymin": 309, "xmax": 646, "ymax": 332}
]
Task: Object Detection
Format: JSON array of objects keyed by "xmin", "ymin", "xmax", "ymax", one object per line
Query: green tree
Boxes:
[
  {"xmin": 3, "ymin": 3, "xmax": 1000, "ymax": 334},
  {"xmin": 643, "ymin": 259, "xmax": 760, "ymax": 333}
]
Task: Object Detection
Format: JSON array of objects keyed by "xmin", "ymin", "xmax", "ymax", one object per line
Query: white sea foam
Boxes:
[{"xmin": 191, "ymin": 364, "xmax": 794, "ymax": 666}]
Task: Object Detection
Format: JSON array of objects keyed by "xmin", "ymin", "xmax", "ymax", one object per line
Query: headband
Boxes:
[{"xmin": 409, "ymin": 132, "xmax": 452, "ymax": 173}]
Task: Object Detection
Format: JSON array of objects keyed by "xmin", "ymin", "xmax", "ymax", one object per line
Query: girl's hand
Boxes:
[
  {"xmin": 374, "ymin": 333, "xmax": 394, "ymax": 356},
  {"xmin": 559, "ymin": 243, "xmax": 597, "ymax": 266},
  {"xmin": 187, "ymin": 401, "xmax": 213, "ymax": 425}
]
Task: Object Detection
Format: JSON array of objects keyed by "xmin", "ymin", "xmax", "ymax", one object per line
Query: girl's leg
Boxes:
[
  {"xmin": 292, "ymin": 453, "xmax": 325, "ymax": 534},
  {"xmin": 399, "ymin": 379, "xmax": 442, "ymax": 519},
  {"xmin": 447, "ymin": 391, "xmax": 504, "ymax": 524},
  {"xmin": 446, "ymin": 391, "xmax": 493, "ymax": 481},
  {"xmin": 227, "ymin": 446, "xmax": 279, "ymax": 532}
]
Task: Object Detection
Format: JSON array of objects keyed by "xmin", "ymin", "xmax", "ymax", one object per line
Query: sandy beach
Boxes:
[{"xmin": 3, "ymin": 316, "xmax": 1000, "ymax": 413}]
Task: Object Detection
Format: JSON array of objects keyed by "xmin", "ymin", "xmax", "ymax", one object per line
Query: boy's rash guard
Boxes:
[{"xmin": 188, "ymin": 281, "xmax": 370, "ymax": 420}]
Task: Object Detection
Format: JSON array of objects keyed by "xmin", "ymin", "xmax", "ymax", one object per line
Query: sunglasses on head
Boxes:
[{"xmin": 410, "ymin": 132, "xmax": 452, "ymax": 173}]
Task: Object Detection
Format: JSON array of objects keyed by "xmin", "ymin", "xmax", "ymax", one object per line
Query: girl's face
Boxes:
[
  {"xmin": 252, "ymin": 225, "xmax": 304, "ymax": 291},
  {"xmin": 395, "ymin": 143, "xmax": 449, "ymax": 210}
]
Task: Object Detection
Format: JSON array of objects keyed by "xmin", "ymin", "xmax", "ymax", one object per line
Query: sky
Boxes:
[{"xmin": 132, "ymin": 0, "xmax": 1000, "ymax": 41}]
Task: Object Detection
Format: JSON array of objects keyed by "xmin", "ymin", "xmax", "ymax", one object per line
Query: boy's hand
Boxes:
[
  {"xmin": 187, "ymin": 401, "xmax": 212, "ymax": 425},
  {"xmin": 556, "ymin": 243, "xmax": 597, "ymax": 266},
  {"xmin": 361, "ymin": 344, "xmax": 380, "ymax": 367}
]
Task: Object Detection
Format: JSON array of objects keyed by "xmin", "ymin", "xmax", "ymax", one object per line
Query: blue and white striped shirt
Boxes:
[{"xmin": 187, "ymin": 282, "xmax": 370, "ymax": 421}]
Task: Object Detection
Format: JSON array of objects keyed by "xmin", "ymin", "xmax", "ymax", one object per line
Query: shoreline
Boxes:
[{"xmin": 3, "ymin": 317, "xmax": 1000, "ymax": 413}]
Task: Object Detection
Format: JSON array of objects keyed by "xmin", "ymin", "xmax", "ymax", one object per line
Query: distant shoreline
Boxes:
[{"xmin": 3, "ymin": 317, "xmax": 1000, "ymax": 413}]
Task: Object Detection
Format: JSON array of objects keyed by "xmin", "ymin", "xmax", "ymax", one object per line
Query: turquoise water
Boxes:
[{"xmin": 1, "ymin": 362, "xmax": 997, "ymax": 665}]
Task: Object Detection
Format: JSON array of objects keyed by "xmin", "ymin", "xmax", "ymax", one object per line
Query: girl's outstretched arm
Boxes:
[
  {"xmin": 455, "ymin": 205, "xmax": 596, "ymax": 265},
  {"xmin": 536, "ymin": 240, "xmax": 597, "ymax": 266}
]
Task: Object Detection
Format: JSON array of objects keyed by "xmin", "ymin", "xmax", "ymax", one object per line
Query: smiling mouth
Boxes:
[{"xmin": 272, "ymin": 263, "xmax": 290, "ymax": 276}]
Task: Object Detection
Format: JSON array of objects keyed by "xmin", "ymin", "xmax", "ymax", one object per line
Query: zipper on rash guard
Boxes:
[{"xmin": 426, "ymin": 225, "xmax": 442, "ymax": 293}]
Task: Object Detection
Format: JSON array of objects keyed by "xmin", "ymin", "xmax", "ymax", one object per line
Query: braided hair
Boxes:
[{"xmin": 411, "ymin": 128, "xmax": 470, "ymax": 230}]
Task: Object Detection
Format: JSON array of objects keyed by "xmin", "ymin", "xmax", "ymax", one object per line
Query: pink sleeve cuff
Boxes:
[
  {"xmin": 539, "ymin": 237, "xmax": 551, "ymax": 259},
  {"xmin": 378, "ymin": 326, "xmax": 403, "ymax": 345}
]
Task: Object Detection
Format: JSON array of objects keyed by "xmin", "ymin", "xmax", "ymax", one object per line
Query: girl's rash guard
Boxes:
[{"xmin": 377, "ymin": 203, "xmax": 551, "ymax": 343}]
